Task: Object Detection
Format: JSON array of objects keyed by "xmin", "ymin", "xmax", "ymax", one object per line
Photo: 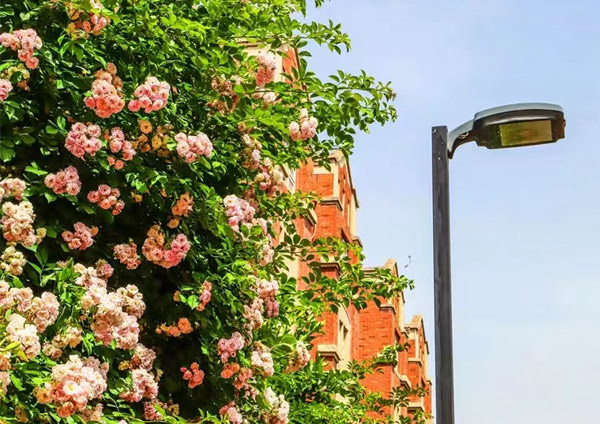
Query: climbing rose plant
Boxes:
[{"xmin": 0, "ymin": 1, "xmax": 428, "ymax": 423}]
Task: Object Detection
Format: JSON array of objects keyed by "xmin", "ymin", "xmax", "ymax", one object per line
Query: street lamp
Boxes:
[{"xmin": 432, "ymin": 103, "xmax": 566, "ymax": 424}]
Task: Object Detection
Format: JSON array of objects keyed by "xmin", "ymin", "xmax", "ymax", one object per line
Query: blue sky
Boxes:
[{"xmin": 307, "ymin": 1, "xmax": 600, "ymax": 422}]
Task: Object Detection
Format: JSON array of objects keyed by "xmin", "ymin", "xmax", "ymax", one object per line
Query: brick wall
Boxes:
[
  {"xmin": 292, "ymin": 152, "xmax": 433, "ymax": 422},
  {"xmin": 246, "ymin": 43, "xmax": 433, "ymax": 421}
]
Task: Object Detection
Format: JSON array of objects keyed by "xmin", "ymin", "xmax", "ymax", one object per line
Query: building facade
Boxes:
[
  {"xmin": 291, "ymin": 153, "xmax": 433, "ymax": 422},
  {"xmin": 246, "ymin": 45, "xmax": 433, "ymax": 422}
]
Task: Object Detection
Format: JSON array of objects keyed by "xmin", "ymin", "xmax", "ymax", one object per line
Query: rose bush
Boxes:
[{"xmin": 0, "ymin": 0, "xmax": 427, "ymax": 423}]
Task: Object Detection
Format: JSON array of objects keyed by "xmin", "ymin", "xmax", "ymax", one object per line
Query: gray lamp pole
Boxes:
[{"xmin": 432, "ymin": 103, "xmax": 566, "ymax": 424}]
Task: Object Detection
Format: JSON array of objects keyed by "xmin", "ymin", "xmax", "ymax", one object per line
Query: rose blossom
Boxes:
[
  {"xmin": 113, "ymin": 242, "xmax": 141, "ymax": 270},
  {"xmin": 0, "ymin": 79, "xmax": 12, "ymax": 102},
  {"xmin": 175, "ymin": 132, "xmax": 213, "ymax": 163},
  {"xmin": 218, "ymin": 332, "xmax": 245, "ymax": 363},
  {"xmin": 256, "ymin": 51, "xmax": 277, "ymax": 87},
  {"xmin": 85, "ymin": 67, "xmax": 124, "ymax": 118},
  {"xmin": 289, "ymin": 108, "xmax": 318, "ymax": 141},
  {"xmin": 142, "ymin": 225, "xmax": 190, "ymax": 269},
  {"xmin": 0, "ymin": 29, "xmax": 42, "ymax": 69},
  {"xmin": 65, "ymin": 123, "xmax": 103, "ymax": 159},
  {"xmin": 87, "ymin": 184, "xmax": 124, "ymax": 215},
  {"xmin": 0, "ymin": 246, "xmax": 26, "ymax": 276},
  {"xmin": 220, "ymin": 402, "xmax": 243, "ymax": 424},
  {"xmin": 1, "ymin": 201, "xmax": 45, "ymax": 247},
  {"xmin": 180, "ymin": 362, "xmax": 205, "ymax": 388},
  {"xmin": 197, "ymin": 281, "xmax": 212, "ymax": 312},
  {"xmin": 128, "ymin": 76, "xmax": 170, "ymax": 113},
  {"xmin": 42, "ymin": 355, "xmax": 108, "ymax": 418},
  {"xmin": 62, "ymin": 222, "xmax": 98, "ymax": 250},
  {"xmin": 44, "ymin": 166, "xmax": 81, "ymax": 196}
]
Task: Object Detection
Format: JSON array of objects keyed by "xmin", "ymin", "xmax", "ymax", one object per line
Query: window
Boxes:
[{"xmin": 337, "ymin": 314, "xmax": 351, "ymax": 370}]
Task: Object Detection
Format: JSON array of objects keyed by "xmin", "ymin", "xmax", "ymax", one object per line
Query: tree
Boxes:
[{"xmin": 0, "ymin": 1, "xmax": 425, "ymax": 423}]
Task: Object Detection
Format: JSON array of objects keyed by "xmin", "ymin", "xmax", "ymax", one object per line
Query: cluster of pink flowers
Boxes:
[
  {"xmin": 130, "ymin": 344, "xmax": 156, "ymax": 370},
  {"xmin": 95, "ymin": 259, "xmax": 114, "ymax": 280},
  {"xmin": 0, "ymin": 352, "xmax": 10, "ymax": 371},
  {"xmin": 251, "ymin": 344, "xmax": 274, "ymax": 377},
  {"xmin": 255, "ymin": 157, "xmax": 284, "ymax": 194},
  {"xmin": 85, "ymin": 66, "xmax": 125, "ymax": 118},
  {"xmin": 172, "ymin": 192, "xmax": 194, "ymax": 217},
  {"xmin": 62, "ymin": 222, "xmax": 98, "ymax": 250},
  {"xmin": 30, "ymin": 292, "xmax": 60, "ymax": 332},
  {"xmin": 128, "ymin": 76, "xmax": 170, "ymax": 113},
  {"xmin": 180, "ymin": 362, "xmax": 205, "ymax": 388},
  {"xmin": 0, "ymin": 29, "xmax": 42, "ymax": 70},
  {"xmin": 264, "ymin": 388, "xmax": 290, "ymax": 424},
  {"xmin": 79, "ymin": 403, "xmax": 104, "ymax": 423},
  {"xmin": 43, "ymin": 326, "xmax": 83, "ymax": 359},
  {"xmin": 107, "ymin": 127, "xmax": 136, "ymax": 169},
  {"xmin": 1, "ymin": 201, "xmax": 45, "ymax": 247},
  {"xmin": 38, "ymin": 355, "xmax": 108, "ymax": 418},
  {"xmin": 75, "ymin": 263, "xmax": 144, "ymax": 349},
  {"xmin": 44, "ymin": 166, "xmax": 82, "ymax": 196},
  {"xmin": 69, "ymin": 1, "xmax": 110, "ymax": 36},
  {"xmin": 0, "ymin": 284, "xmax": 33, "ymax": 313},
  {"xmin": 144, "ymin": 401, "xmax": 164, "ymax": 421},
  {"xmin": 223, "ymin": 194, "xmax": 256, "ymax": 233},
  {"xmin": 87, "ymin": 184, "xmax": 125, "ymax": 215},
  {"xmin": 218, "ymin": 332, "xmax": 245, "ymax": 363},
  {"xmin": 234, "ymin": 367, "xmax": 253, "ymax": 392},
  {"xmin": 197, "ymin": 281, "xmax": 212, "ymax": 312},
  {"xmin": 259, "ymin": 237, "xmax": 275, "ymax": 267},
  {"xmin": 175, "ymin": 132, "xmax": 213, "ymax": 163},
  {"xmin": 256, "ymin": 51, "xmax": 277, "ymax": 87},
  {"xmin": 221, "ymin": 362, "xmax": 240, "ymax": 379},
  {"xmin": 286, "ymin": 341, "xmax": 311, "ymax": 373},
  {"xmin": 1, "ymin": 283, "xmax": 57, "ymax": 345},
  {"xmin": 257, "ymin": 278, "xmax": 280, "ymax": 318},
  {"xmin": 120, "ymin": 368, "xmax": 158, "ymax": 402},
  {"xmin": 0, "ymin": 371, "xmax": 10, "ymax": 397},
  {"xmin": 0, "ymin": 177, "xmax": 26, "ymax": 201},
  {"xmin": 254, "ymin": 89, "xmax": 277, "ymax": 106},
  {"xmin": 289, "ymin": 108, "xmax": 318, "ymax": 141},
  {"xmin": 0, "ymin": 79, "xmax": 12, "ymax": 102},
  {"xmin": 65, "ymin": 123, "xmax": 103, "ymax": 159},
  {"xmin": 0, "ymin": 246, "xmax": 26, "ymax": 276},
  {"xmin": 244, "ymin": 276, "xmax": 279, "ymax": 331},
  {"xmin": 113, "ymin": 241, "xmax": 141, "ymax": 270},
  {"xmin": 6, "ymin": 313, "xmax": 41, "ymax": 359},
  {"xmin": 120, "ymin": 342, "xmax": 159, "ymax": 403},
  {"xmin": 220, "ymin": 402, "xmax": 243, "ymax": 424},
  {"xmin": 142, "ymin": 225, "xmax": 190, "ymax": 269},
  {"xmin": 91, "ymin": 285, "xmax": 144, "ymax": 349},
  {"xmin": 207, "ymin": 75, "xmax": 241, "ymax": 113},
  {"xmin": 244, "ymin": 297, "xmax": 265, "ymax": 331},
  {"xmin": 241, "ymin": 134, "xmax": 262, "ymax": 170}
]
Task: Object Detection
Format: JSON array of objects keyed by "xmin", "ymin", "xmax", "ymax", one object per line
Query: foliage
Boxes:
[{"xmin": 0, "ymin": 0, "xmax": 426, "ymax": 423}]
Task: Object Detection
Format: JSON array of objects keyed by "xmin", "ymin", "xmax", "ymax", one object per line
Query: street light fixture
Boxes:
[{"xmin": 432, "ymin": 103, "xmax": 566, "ymax": 424}]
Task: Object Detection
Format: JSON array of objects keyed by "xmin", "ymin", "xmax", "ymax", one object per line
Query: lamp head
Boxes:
[{"xmin": 448, "ymin": 103, "xmax": 566, "ymax": 157}]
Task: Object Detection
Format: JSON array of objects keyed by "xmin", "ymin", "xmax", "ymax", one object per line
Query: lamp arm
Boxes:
[{"xmin": 447, "ymin": 119, "xmax": 476, "ymax": 158}]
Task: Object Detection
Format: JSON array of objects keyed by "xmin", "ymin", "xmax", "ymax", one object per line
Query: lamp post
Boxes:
[{"xmin": 432, "ymin": 103, "xmax": 566, "ymax": 424}]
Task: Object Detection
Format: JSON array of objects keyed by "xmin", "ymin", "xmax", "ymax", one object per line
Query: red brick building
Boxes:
[
  {"xmin": 245, "ymin": 45, "xmax": 433, "ymax": 422},
  {"xmin": 291, "ymin": 152, "xmax": 433, "ymax": 422}
]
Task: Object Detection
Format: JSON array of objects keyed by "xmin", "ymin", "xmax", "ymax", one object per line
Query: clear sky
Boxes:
[{"xmin": 307, "ymin": 1, "xmax": 600, "ymax": 422}]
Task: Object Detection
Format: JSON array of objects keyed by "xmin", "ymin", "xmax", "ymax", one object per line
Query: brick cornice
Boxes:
[
  {"xmin": 320, "ymin": 262, "xmax": 340, "ymax": 273},
  {"xmin": 379, "ymin": 304, "xmax": 397, "ymax": 314},
  {"xmin": 394, "ymin": 370, "xmax": 412, "ymax": 388},
  {"xmin": 317, "ymin": 344, "xmax": 341, "ymax": 362},
  {"xmin": 320, "ymin": 197, "xmax": 343, "ymax": 211}
]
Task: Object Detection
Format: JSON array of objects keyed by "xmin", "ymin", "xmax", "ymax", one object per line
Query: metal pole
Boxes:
[{"xmin": 432, "ymin": 126, "xmax": 455, "ymax": 424}]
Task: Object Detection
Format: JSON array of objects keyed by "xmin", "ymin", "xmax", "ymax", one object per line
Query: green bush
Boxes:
[{"xmin": 0, "ymin": 1, "xmax": 423, "ymax": 423}]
